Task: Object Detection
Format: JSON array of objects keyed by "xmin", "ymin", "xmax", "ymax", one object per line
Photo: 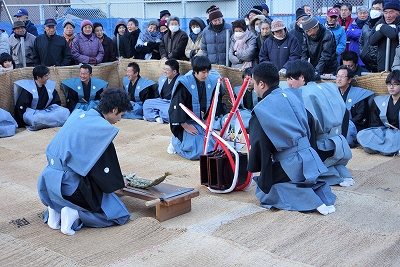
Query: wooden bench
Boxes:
[{"xmin": 116, "ymin": 183, "xmax": 199, "ymax": 222}]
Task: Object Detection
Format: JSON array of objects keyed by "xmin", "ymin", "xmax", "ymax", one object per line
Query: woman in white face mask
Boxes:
[
  {"xmin": 159, "ymin": 16, "xmax": 189, "ymax": 60},
  {"xmin": 249, "ymin": 14, "xmax": 267, "ymax": 36},
  {"xmin": 228, "ymin": 19, "xmax": 258, "ymax": 69},
  {"xmin": 185, "ymin": 17, "xmax": 206, "ymax": 60}
]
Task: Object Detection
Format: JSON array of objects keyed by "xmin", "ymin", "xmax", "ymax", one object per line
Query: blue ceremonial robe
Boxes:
[
  {"xmin": 0, "ymin": 108, "xmax": 17, "ymax": 137},
  {"xmin": 14, "ymin": 79, "xmax": 69, "ymax": 130},
  {"xmin": 122, "ymin": 76, "xmax": 156, "ymax": 119},
  {"xmin": 302, "ymin": 82, "xmax": 352, "ymax": 185},
  {"xmin": 342, "ymin": 86, "xmax": 374, "ymax": 147},
  {"xmin": 248, "ymin": 87, "xmax": 336, "ymax": 211},
  {"xmin": 169, "ymin": 70, "xmax": 221, "ymax": 160},
  {"xmin": 61, "ymin": 78, "xmax": 108, "ymax": 112},
  {"xmin": 357, "ymin": 95, "xmax": 400, "ymax": 155},
  {"xmin": 37, "ymin": 109, "xmax": 130, "ymax": 230},
  {"xmin": 143, "ymin": 74, "xmax": 182, "ymax": 122}
]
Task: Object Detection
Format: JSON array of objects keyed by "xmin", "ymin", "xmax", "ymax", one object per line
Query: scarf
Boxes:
[
  {"xmin": 141, "ymin": 30, "xmax": 162, "ymax": 43},
  {"xmin": 211, "ymin": 22, "xmax": 224, "ymax": 33},
  {"xmin": 233, "ymin": 30, "xmax": 252, "ymax": 69},
  {"xmin": 355, "ymin": 18, "xmax": 368, "ymax": 29},
  {"xmin": 13, "ymin": 32, "xmax": 27, "ymax": 39},
  {"xmin": 63, "ymin": 33, "xmax": 74, "ymax": 48},
  {"xmin": 82, "ymin": 33, "xmax": 92, "ymax": 40},
  {"xmin": 189, "ymin": 32, "xmax": 199, "ymax": 42}
]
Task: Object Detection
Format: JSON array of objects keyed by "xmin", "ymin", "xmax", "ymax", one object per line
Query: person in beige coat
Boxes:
[{"xmin": 185, "ymin": 17, "xmax": 206, "ymax": 61}]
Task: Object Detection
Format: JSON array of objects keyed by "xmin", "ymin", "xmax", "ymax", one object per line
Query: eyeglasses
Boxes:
[
  {"xmin": 336, "ymin": 74, "xmax": 348, "ymax": 79},
  {"xmin": 386, "ymin": 83, "xmax": 400, "ymax": 87},
  {"xmin": 163, "ymin": 68, "xmax": 172, "ymax": 72},
  {"xmin": 371, "ymin": 7, "xmax": 382, "ymax": 11}
]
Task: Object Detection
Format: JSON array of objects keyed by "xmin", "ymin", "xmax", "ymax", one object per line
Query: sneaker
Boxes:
[
  {"xmin": 339, "ymin": 178, "xmax": 355, "ymax": 187},
  {"xmin": 167, "ymin": 143, "xmax": 176, "ymax": 154},
  {"xmin": 155, "ymin": 117, "xmax": 163, "ymax": 124}
]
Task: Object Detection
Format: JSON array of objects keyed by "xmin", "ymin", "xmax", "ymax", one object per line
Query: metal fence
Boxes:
[{"xmin": 0, "ymin": 0, "xmax": 372, "ymax": 36}]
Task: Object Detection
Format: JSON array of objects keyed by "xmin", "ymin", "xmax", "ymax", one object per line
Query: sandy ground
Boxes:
[{"xmin": 1, "ymin": 119, "xmax": 400, "ymax": 267}]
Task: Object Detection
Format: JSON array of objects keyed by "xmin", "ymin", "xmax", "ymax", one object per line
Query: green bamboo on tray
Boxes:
[{"xmin": 124, "ymin": 172, "xmax": 171, "ymax": 188}]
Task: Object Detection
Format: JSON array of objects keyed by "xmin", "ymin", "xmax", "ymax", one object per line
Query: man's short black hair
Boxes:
[
  {"xmin": 337, "ymin": 65, "xmax": 354, "ymax": 79},
  {"xmin": 341, "ymin": 2, "xmax": 352, "ymax": 11},
  {"xmin": 93, "ymin": 22, "xmax": 103, "ymax": 31},
  {"xmin": 341, "ymin": 51, "xmax": 358, "ymax": 64},
  {"xmin": 386, "ymin": 69, "xmax": 400, "ymax": 84},
  {"xmin": 286, "ymin": 59, "xmax": 316, "ymax": 84},
  {"xmin": 242, "ymin": 67, "xmax": 253, "ymax": 79},
  {"xmin": 128, "ymin": 18, "xmax": 139, "ymax": 27},
  {"xmin": 33, "ymin": 65, "xmax": 49, "ymax": 80},
  {"xmin": 127, "ymin": 62, "xmax": 140, "ymax": 74},
  {"xmin": 165, "ymin": 58, "xmax": 180, "ymax": 72},
  {"xmin": 192, "ymin": 56, "xmax": 211, "ymax": 73},
  {"xmin": 252, "ymin": 62, "xmax": 279, "ymax": 88},
  {"xmin": 80, "ymin": 64, "xmax": 92, "ymax": 74},
  {"xmin": 372, "ymin": 0, "xmax": 384, "ymax": 6},
  {"xmin": 97, "ymin": 88, "xmax": 133, "ymax": 114}
]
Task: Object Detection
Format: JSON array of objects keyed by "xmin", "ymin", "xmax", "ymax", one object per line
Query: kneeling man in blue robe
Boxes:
[
  {"xmin": 61, "ymin": 64, "xmax": 108, "ymax": 112},
  {"xmin": 14, "ymin": 65, "xmax": 70, "ymax": 130},
  {"xmin": 37, "ymin": 88, "xmax": 133, "ymax": 235},
  {"xmin": 248, "ymin": 62, "xmax": 336, "ymax": 215},
  {"xmin": 168, "ymin": 56, "xmax": 224, "ymax": 160},
  {"xmin": 122, "ymin": 62, "xmax": 157, "ymax": 119}
]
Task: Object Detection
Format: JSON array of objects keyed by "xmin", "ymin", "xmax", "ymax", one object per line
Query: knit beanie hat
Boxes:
[
  {"xmin": 261, "ymin": 4, "xmax": 269, "ymax": 13},
  {"xmin": 159, "ymin": 20, "xmax": 167, "ymax": 28},
  {"xmin": 62, "ymin": 19, "xmax": 75, "ymax": 28},
  {"xmin": 81, "ymin": 19, "xmax": 93, "ymax": 31},
  {"xmin": 301, "ymin": 16, "xmax": 319, "ymax": 31},
  {"xmin": 208, "ymin": 6, "xmax": 223, "ymax": 21},
  {"xmin": 271, "ymin": 19, "xmax": 286, "ymax": 32},
  {"xmin": 295, "ymin": 8, "xmax": 308, "ymax": 21},
  {"xmin": 383, "ymin": 0, "xmax": 400, "ymax": 11},
  {"xmin": 231, "ymin": 19, "xmax": 247, "ymax": 31},
  {"xmin": 159, "ymin": 9, "xmax": 171, "ymax": 19}
]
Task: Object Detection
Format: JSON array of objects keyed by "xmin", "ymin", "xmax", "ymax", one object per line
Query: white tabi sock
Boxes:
[
  {"xmin": 326, "ymin": 205, "xmax": 336, "ymax": 214},
  {"xmin": 61, "ymin": 207, "xmax": 79, "ymax": 236},
  {"xmin": 339, "ymin": 178, "xmax": 355, "ymax": 187},
  {"xmin": 47, "ymin": 206, "xmax": 61, "ymax": 230},
  {"xmin": 317, "ymin": 204, "xmax": 329, "ymax": 215}
]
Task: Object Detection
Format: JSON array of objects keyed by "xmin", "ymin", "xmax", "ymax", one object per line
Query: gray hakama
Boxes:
[
  {"xmin": 143, "ymin": 74, "xmax": 182, "ymax": 122},
  {"xmin": 122, "ymin": 76, "xmax": 156, "ymax": 119},
  {"xmin": 249, "ymin": 87, "xmax": 336, "ymax": 211},
  {"xmin": 38, "ymin": 109, "xmax": 130, "ymax": 230},
  {"xmin": 0, "ymin": 108, "xmax": 17, "ymax": 137},
  {"xmin": 14, "ymin": 79, "xmax": 70, "ymax": 130},
  {"xmin": 357, "ymin": 95, "xmax": 400, "ymax": 155},
  {"xmin": 302, "ymin": 82, "xmax": 352, "ymax": 185}
]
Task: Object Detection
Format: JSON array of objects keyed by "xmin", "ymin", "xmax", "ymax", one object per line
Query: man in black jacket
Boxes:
[
  {"xmin": 300, "ymin": 16, "xmax": 338, "ymax": 78},
  {"xmin": 120, "ymin": 18, "xmax": 141, "ymax": 59},
  {"xmin": 369, "ymin": 0, "xmax": 400, "ymax": 71},
  {"xmin": 32, "ymin": 18, "xmax": 72, "ymax": 66}
]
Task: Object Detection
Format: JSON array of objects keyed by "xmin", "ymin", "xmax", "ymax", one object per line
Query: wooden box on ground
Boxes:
[{"xmin": 116, "ymin": 183, "xmax": 199, "ymax": 222}]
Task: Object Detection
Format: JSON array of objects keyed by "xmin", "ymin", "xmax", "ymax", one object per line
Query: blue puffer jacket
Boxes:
[
  {"xmin": 201, "ymin": 21, "xmax": 232, "ymax": 65},
  {"xmin": 259, "ymin": 32, "xmax": 301, "ymax": 70}
]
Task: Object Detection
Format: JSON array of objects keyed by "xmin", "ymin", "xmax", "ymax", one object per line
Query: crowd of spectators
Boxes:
[{"xmin": 1, "ymin": 2, "xmax": 400, "ymax": 75}]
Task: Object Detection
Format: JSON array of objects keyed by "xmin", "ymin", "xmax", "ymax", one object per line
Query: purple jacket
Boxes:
[
  {"xmin": 71, "ymin": 33, "xmax": 104, "ymax": 64},
  {"xmin": 346, "ymin": 21, "xmax": 364, "ymax": 66}
]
